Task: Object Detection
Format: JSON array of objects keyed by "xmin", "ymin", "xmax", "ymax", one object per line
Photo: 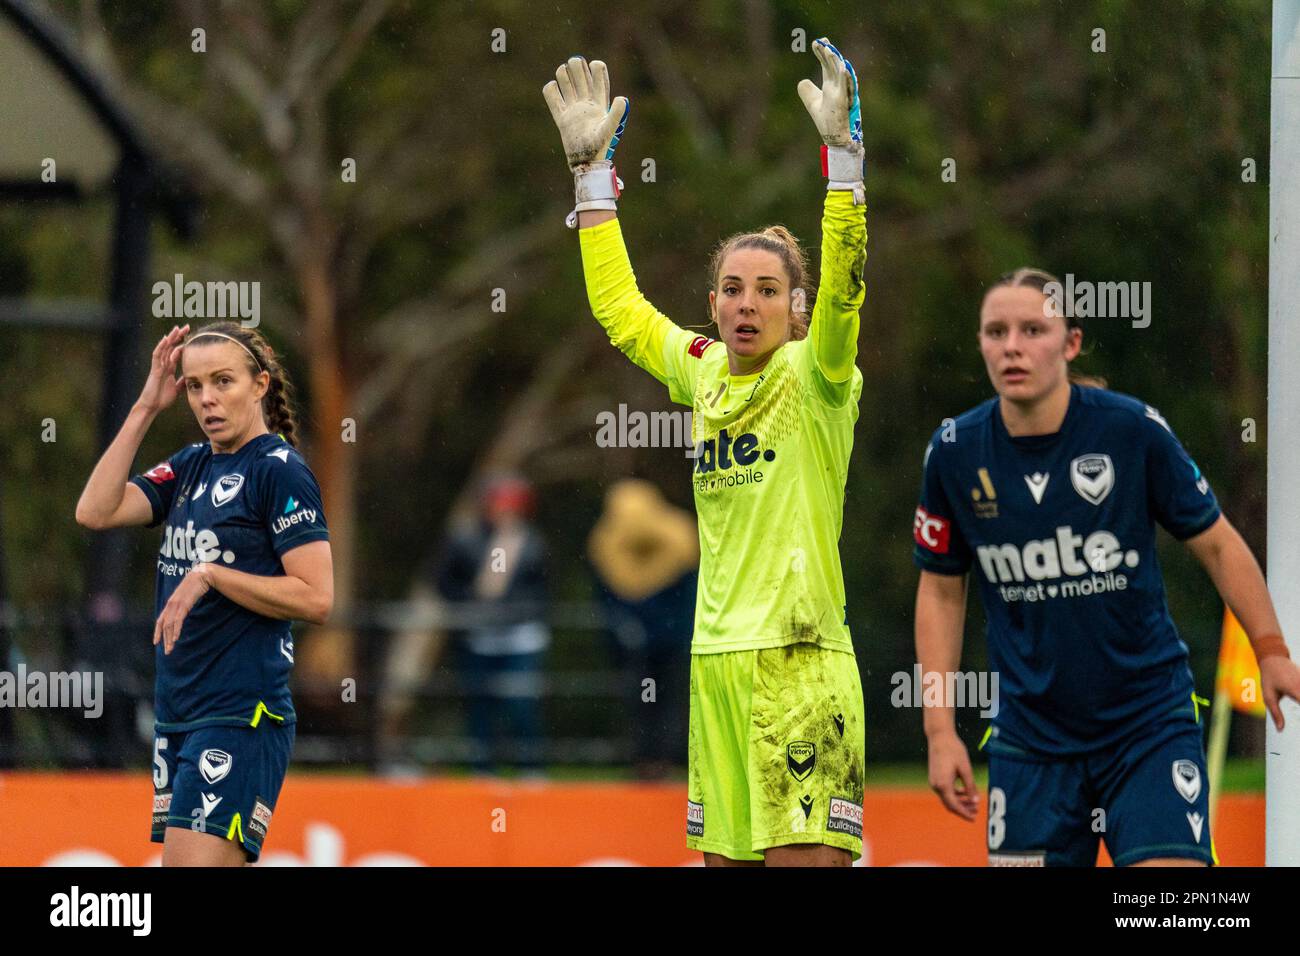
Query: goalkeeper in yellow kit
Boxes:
[{"xmin": 545, "ymin": 39, "xmax": 867, "ymax": 866}]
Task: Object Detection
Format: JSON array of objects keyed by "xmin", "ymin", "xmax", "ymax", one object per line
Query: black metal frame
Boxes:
[{"xmin": 0, "ymin": 0, "xmax": 197, "ymax": 763}]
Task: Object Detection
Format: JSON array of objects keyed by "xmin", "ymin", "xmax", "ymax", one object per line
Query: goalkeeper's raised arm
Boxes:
[
  {"xmin": 544, "ymin": 56, "xmax": 692, "ymax": 398},
  {"xmin": 800, "ymin": 38, "xmax": 867, "ymax": 403}
]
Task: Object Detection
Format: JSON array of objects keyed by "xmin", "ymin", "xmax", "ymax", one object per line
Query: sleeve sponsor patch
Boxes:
[
  {"xmin": 827, "ymin": 796, "xmax": 863, "ymax": 839},
  {"xmin": 152, "ymin": 791, "xmax": 173, "ymax": 829},
  {"xmin": 686, "ymin": 800, "xmax": 704, "ymax": 837},
  {"xmin": 142, "ymin": 462, "xmax": 175, "ymax": 485},
  {"xmin": 248, "ymin": 797, "xmax": 273, "ymax": 840},
  {"xmin": 913, "ymin": 505, "xmax": 951, "ymax": 554},
  {"xmin": 687, "ymin": 335, "xmax": 716, "ymax": 359}
]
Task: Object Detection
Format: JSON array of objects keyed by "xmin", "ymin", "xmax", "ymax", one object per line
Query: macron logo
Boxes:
[{"xmin": 267, "ymin": 448, "xmax": 290, "ymax": 463}]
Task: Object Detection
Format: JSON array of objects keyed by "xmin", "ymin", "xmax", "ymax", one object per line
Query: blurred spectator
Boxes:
[
  {"xmin": 588, "ymin": 479, "xmax": 697, "ymax": 779},
  {"xmin": 440, "ymin": 474, "xmax": 551, "ymax": 774},
  {"xmin": 377, "ymin": 475, "xmax": 550, "ymax": 774}
]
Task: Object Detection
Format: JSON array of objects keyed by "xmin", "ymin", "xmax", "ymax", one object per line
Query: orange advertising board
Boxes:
[{"xmin": 0, "ymin": 773, "xmax": 1264, "ymax": 866}]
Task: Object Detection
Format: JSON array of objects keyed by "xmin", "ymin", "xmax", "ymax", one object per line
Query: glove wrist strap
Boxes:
[
  {"xmin": 822, "ymin": 144, "xmax": 866, "ymax": 205},
  {"xmin": 567, "ymin": 162, "xmax": 623, "ymax": 228}
]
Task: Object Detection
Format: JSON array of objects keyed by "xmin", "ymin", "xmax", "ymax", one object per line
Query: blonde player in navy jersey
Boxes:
[
  {"xmin": 77, "ymin": 321, "xmax": 333, "ymax": 866},
  {"xmin": 913, "ymin": 268, "xmax": 1300, "ymax": 866}
]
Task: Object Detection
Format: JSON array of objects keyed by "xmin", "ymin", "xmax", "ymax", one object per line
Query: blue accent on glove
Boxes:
[
  {"xmin": 815, "ymin": 38, "xmax": 862, "ymax": 144},
  {"xmin": 606, "ymin": 98, "xmax": 630, "ymax": 162}
]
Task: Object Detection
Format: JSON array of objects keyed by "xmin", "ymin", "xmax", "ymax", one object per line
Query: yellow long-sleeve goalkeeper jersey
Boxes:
[{"xmin": 579, "ymin": 189, "xmax": 866, "ymax": 654}]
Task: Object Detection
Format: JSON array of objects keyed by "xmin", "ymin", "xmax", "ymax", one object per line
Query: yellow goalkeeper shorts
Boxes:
[{"xmin": 686, "ymin": 642, "xmax": 865, "ymax": 861}]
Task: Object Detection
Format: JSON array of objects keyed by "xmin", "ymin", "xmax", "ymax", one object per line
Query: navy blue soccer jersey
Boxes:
[
  {"xmin": 130, "ymin": 432, "xmax": 329, "ymax": 732},
  {"xmin": 912, "ymin": 385, "xmax": 1221, "ymax": 755}
]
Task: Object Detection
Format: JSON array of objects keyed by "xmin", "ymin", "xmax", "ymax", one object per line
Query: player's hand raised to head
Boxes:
[
  {"xmin": 137, "ymin": 324, "xmax": 189, "ymax": 415},
  {"xmin": 543, "ymin": 56, "xmax": 629, "ymax": 169},
  {"xmin": 927, "ymin": 730, "xmax": 980, "ymax": 821}
]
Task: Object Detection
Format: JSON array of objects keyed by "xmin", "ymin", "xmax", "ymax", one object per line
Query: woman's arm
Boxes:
[
  {"xmin": 578, "ymin": 210, "xmax": 616, "ymax": 228},
  {"xmin": 808, "ymin": 191, "xmax": 866, "ymax": 388},
  {"xmin": 75, "ymin": 406, "xmax": 161, "ymax": 530},
  {"xmin": 1185, "ymin": 516, "xmax": 1281, "ymax": 645},
  {"xmin": 916, "ymin": 569, "xmax": 980, "ymax": 820},
  {"xmin": 76, "ymin": 325, "xmax": 190, "ymax": 529},
  {"xmin": 1185, "ymin": 515, "xmax": 1300, "ymax": 729},
  {"xmin": 578, "ymin": 212, "xmax": 691, "ymax": 390},
  {"xmin": 154, "ymin": 541, "xmax": 334, "ymax": 653},
  {"xmin": 545, "ymin": 57, "xmax": 696, "ymax": 393},
  {"xmin": 797, "ymin": 39, "xmax": 867, "ymax": 397}
]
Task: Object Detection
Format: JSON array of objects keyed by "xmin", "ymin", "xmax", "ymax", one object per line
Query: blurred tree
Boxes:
[
  {"xmin": 0, "ymin": 0, "xmax": 1268, "ymax": 760},
  {"xmin": 67, "ymin": 0, "xmax": 577, "ymax": 681}
]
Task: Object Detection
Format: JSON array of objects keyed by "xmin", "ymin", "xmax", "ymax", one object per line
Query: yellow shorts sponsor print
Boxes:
[{"xmin": 686, "ymin": 643, "xmax": 865, "ymax": 861}]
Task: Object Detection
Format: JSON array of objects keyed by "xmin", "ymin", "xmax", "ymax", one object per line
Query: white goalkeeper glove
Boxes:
[
  {"xmin": 543, "ymin": 56, "xmax": 630, "ymax": 227},
  {"xmin": 797, "ymin": 38, "xmax": 865, "ymax": 204}
]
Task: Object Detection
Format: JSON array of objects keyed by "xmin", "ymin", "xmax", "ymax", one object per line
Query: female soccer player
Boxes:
[
  {"xmin": 76, "ymin": 321, "xmax": 333, "ymax": 866},
  {"xmin": 545, "ymin": 39, "xmax": 868, "ymax": 866},
  {"xmin": 914, "ymin": 268, "xmax": 1300, "ymax": 866}
]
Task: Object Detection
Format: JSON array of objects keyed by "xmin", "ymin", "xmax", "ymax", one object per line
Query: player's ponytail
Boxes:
[
  {"xmin": 709, "ymin": 225, "xmax": 812, "ymax": 341},
  {"xmin": 185, "ymin": 321, "xmax": 301, "ymax": 447},
  {"xmin": 261, "ymin": 350, "xmax": 300, "ymax": 448},
  {"xmin": 985, "ymin": 267, "xmax": 1107, "ymax": 389}
]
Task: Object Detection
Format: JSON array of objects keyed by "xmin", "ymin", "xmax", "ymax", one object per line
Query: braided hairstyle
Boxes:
[
  {"xmin": 184, "ymin": 321, "xmax": 301, "ymax": 446},
  {"xmin": 708, "ymin": 224, "xmax": 812, "ymax": 341},
  {"xmin": 984, "ymin": 267, "xmax": 1107, "ymax": 389}
]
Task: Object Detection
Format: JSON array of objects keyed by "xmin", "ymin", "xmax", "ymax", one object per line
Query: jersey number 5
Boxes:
[{"xmin": 153, "ymin": 737, "xmax": 169, "ymax": 790}]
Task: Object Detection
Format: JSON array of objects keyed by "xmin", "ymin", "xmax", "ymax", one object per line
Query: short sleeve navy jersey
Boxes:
[
  {"xmin": 130, "ymin": 432, "xmax": 329, "ymax": 732},
  {"xmin": 912, "ymin": 385, "xmax": 1220, "ymax": 755}
]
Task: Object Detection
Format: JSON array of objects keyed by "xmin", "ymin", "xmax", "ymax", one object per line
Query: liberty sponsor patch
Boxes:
[
  {"xmin": 686, "ymin": 800, "xmax": 704, "ymax": 837},
  {"xmin": 248, "ymin": 797, "xmax": 273, "ymax": 841},
  {"xmin": 826, "ymin": 795, "xmax": 862, "ymax": 839}
]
